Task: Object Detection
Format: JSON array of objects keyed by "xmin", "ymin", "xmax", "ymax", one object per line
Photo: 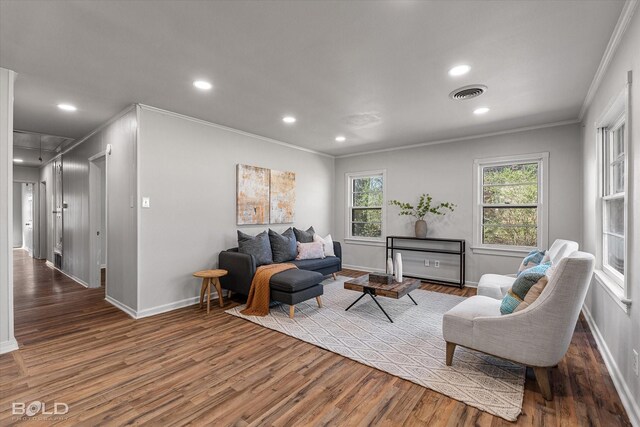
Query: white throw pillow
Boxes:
[
  {"xmin": 313, "ymin": 233, "xmax": 335, "ymax": 257},
  {"xmin": 296, "ymin": 242, "xmax": 326, "ymax": 260}
]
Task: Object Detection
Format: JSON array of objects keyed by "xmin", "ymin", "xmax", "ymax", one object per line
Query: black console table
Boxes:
[{"xmin": 386, "ymin": 236, "xmax": 466, "ymax": 288}]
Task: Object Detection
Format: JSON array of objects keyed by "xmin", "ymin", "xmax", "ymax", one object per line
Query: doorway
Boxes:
[
  {"xmin": 89, "ymin": 153, "xmax": 107, "ymax": 288},
  {"xmin": 12, "ymin": 182, "xmax": 36, "ymax": 256}
]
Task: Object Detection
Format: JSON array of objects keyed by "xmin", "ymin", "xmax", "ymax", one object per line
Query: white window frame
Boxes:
[
  {"xmin": 345, "ymin": 170, "xmax": 386, "ymax": 244},
  {"xmin": 594, "ymin": 79, "xmax": 632, "ymax": 312},
  {"xmin": 472, "ymin": 152, "xmax": 549, "ymax": 257}
]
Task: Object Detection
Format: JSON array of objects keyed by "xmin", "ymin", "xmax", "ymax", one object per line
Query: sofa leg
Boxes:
[
  {"xmin": 289, "ymin": 305, "xmax": 295, "ymax": 319},
  {"xmin": 446, "ymin": 342, "xmax": 456, "ymax": 366},
  {"xmin": 316, "ymin": 296, "xmax": 323, "ymax": 308},
  {"xmin": 533, "ymin": 367, "xmax": 553, "ymax": 400},
  {"xmin": 332, "ymin": 273, "xmax": 337, "ymax": 280}
]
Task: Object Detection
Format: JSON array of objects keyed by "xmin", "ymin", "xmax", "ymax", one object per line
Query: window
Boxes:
[
  {"xmin": 473, "ymin": 153, "xmax": 548, "ymax": 255},
  {"xmin": 600, "ymin": 116, "xmax": 627, "ymax": 287},
  {"xmin": 346, "ymin": 170, "xmax": 385, "ymax": 241}
]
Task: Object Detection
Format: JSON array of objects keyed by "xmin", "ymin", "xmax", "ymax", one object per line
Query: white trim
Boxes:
[
  {"xmin": 50, "ymin": 265, "xmax": 89, "ymax": 288},
  {"xmin": 593, "ymin": 270, "xmax": 631, "ymax": 314},
  {"xmin": 579, "ymin": 0, "xmax": 638, "ymax": 120},
  {"xmin": 105, "ymin": 295, "xmax": 138, "ymax": 319},
  {"xmin": 138, "ymin": 104, "xmax": 334, "ymax": 158},
  {"xmin": 344, "ymin": 239, "xmax": 386, "ymax": 247},
  {"xmin": 582, "ymin": 305, "xmax": 640, "ymax": 427},
  {"xmin": 0, "ymin": 338, "xmax": 19, "ymax": 354},
  {"xmin": 136, "ymin": 295, "xmax": 204, "ymax": 319},
  {"xmin": 336, "ymin": 119, "xmax": 579, "ymax": 159},
  {"xmin": 345, "ymin": 169, "xmax": 387, "ymax": 242},
  {"xmin": 472, "ymin": 152, "xmax": 549, "ymax": 255}
]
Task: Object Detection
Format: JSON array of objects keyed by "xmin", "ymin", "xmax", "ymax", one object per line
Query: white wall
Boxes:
[
  {"xmin": 0, "ymin": 67, "xmax": 18, "ymax": 354},
  {"xmin": 580, "ymin": 5, "xmax": 640, "ymax": 424},
  {"xmin": 334, "ymin": 123, "xmax": 582, "ymax": 283},
  {"xmin": 12, "ymin": 182, "xmax": 21, "ymax": 248},
  {"xmin": 136, "ymin": 106, "xmax": 334, "ymax": 315}
]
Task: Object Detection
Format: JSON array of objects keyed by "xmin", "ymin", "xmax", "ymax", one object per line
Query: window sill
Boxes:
[
  {"xmin": 593, "ymin": 270, "xmax": 631, "ymax": 314},
  {"xmin": 470, "ymin": 245, "xmax": 532, "ymax": 258},
  {"xmin": 344, "ymin": 238, "xmax": 386, "ymax": 247}
]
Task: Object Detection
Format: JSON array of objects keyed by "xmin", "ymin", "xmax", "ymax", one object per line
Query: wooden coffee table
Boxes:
[{"xmin": 344, "ymin": 275, "xmax": 421, "ymax": 323}]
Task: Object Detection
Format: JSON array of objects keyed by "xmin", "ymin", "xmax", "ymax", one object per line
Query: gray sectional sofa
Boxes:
[{"xmin": 219, "ymin": 241, "xmax": 342, "ymax": 296}]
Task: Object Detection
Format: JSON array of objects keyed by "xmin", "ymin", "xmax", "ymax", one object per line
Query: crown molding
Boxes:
[
  {"xmin": 578, "ymin": 0, "xmax": 638, "ymax": 120},
  {"xmin": 335, "ymin": 119, "xmax": 580, "ymax": 159},
  {"xmin": 137, "ymin": 104, "xmax": 334, "ymax": 159}
]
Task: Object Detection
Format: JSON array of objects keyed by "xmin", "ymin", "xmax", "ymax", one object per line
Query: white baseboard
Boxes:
[
  {"xmin": 136, "ymin": 296, "xmax": 202, "ymax": 319},
  {"xmin": 105, "ymin": 296, "xmax": 138, "ymax": 319},
  {"xmin": 582, "ymin": 305, "xmax": 640, "ymax": 427},
  {"xmin": 464, "ymin": 281, "xmax": 478, "ymax": 288},
  {"xmin": 47, "ymin": 264, "xmax": 89, "ymax": 288},
  {"xmin": 0, "ymin": 338, "xmax": 19, "ymax": 354}
]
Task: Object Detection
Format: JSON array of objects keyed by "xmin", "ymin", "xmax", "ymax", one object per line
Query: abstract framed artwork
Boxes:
[
  {"xmin": 270, "ymin": 169, "xmax": 296, "ymax": 224},
  {"xmin": 236, "ymin": 164, "xmax": 270, "ymax": 225}
]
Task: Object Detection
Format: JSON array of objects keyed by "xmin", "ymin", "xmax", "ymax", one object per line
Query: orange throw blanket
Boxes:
[{"xmin": 240, "ymin": 263, "xmax": 297, "ymax": 316}]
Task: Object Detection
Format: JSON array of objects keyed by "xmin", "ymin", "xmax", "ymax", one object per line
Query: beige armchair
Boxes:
[{"xmin": 442, "ymin": 251, "xmax": 595, "ymax": 400}]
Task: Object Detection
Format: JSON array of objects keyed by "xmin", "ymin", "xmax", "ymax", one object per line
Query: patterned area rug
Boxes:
[{"xmin": 225, "ymin": 276, "xmax": 525, "ymax": 421}]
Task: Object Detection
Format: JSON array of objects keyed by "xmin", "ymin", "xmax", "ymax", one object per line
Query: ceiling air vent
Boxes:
[{"xmin": 449, "ymin": 85, "xmax": 487, "ymax": 100}]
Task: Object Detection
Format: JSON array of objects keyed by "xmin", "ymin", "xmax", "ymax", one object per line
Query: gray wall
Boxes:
[
  {"xmin": 12, "ymin": 183, "xmax": 21, "ymax": 248},
  {"xmin": 136, "ymin": 106, "xmax": 334, "ymax": 314},
  {"xmin": 334, "ymin": 123, "xmax": 582, "ymax": 283},
  {"xmin": 580, "ymin": 7, "xmax": 640, "ymax": 422},
  {"xmin": 39, "ymin": 107, "xmax": 138, "ymax": 310}
]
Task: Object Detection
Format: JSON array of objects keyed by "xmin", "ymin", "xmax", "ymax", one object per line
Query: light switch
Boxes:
[{"xmin": 142, "ymin": 197, "xmax": 150, "ymax": 208}]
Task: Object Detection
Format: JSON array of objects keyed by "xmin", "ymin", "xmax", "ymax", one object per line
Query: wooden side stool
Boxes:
[{"xmin": 193, "ymin": 269, "xmax": 228, "ymax": 314}]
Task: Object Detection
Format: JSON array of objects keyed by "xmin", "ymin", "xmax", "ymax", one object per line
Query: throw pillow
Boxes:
[
  {"xmin": 514, "ymin": 276, "xmax": 549, "ymax": 312},
  {"xmin": 501, "ymin": 262, "xmax": 552, "ymax": 315},
  {"xmin": 268, "ymin": 228, "xmax": 297, "ymax": 263},
  {"xmin": 294, "ymin": 226, "xmax": 315, "ymax": 243},
  {"xmin": 296, "ymin": 242, "xmax": 325, "ymax": 260},
  {"xmin": 313, "ymin": 233, "xmax": 336, "ymax": 257},
  {"xmin": 516, "ymin": 249, "xmax": 546, "ymax": 276},
  {"xmin": 237, "ymin": 230, "xmax": 273, "ymax": 266}
]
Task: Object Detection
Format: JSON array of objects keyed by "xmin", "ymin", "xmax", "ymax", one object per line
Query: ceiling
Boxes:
[
  {"xmin": 12, "ymin": 131, "xmax": 73, "ymax": 167},
  {"xmin": 0, "ymin": 0, "xmax": 625, "ymax": 156}
]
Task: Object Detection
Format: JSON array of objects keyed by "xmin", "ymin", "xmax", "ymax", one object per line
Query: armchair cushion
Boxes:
[
  {"xmin": 443, "ymin": 296, "xmax": 501, "ymax": 349},
  {"xmin": 476, "ymin": 274, "xmax": 515, "ymax": 299}
]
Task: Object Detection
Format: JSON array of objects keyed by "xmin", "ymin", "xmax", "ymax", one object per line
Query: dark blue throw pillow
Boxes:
[
  {"xmin": 293, "ymin": 226, "xmax": 315, "ymax": 243},
  {"xmin": 238, "ymin": 230, "xmax": 273, "ymax": 266},
  {"xmin": 268, "ymin": 228, "xmax": 297, "ymax": 263}
]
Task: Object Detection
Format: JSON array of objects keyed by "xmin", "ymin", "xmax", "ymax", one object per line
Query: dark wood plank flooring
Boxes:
[{"xmin": 0, "ymin": 250, "xmax": 631, "ymax": 426}]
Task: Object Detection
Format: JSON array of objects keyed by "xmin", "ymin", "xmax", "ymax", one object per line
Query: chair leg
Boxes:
[
  {"xmin": 332, "ymin": 273, "xmax": 337, "ymax": 280},
  {"xmin": 446, "ymin": 342, "xmax": 456, "ymax": 366},
  {"xmin": 533, "ymin": 367, "xmax": 553, "ymax": 400},
  {"xmin": 289, "ymin": 305, "xmax": 295, "ymax": 319},
  {"xmin": 316, "ymin": 296, "xmax": 323, "ymax": 308}
]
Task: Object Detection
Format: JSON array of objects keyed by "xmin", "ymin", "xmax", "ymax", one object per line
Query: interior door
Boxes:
[{"xmin": 23, "ymin": 183, "xmax": 33, "ymax": 256}]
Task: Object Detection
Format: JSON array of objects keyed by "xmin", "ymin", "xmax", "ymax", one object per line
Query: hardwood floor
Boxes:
[{"xmin": 0, "ymin": 250, "xmax": 631, "ymax": 426}]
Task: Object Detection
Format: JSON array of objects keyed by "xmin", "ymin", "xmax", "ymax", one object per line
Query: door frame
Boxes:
[
  {"xmin": 13, "ymin": 179, "xmax": 38, "ymax": 259},
  {"xmin": 88, "ymin": 152, "xmax": 107, "ymax": 289}
]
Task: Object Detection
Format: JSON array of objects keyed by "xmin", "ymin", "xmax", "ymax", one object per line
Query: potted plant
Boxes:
[{"xmin": 389, "ymin": 194, "xmax": 456, "ymax": 238}]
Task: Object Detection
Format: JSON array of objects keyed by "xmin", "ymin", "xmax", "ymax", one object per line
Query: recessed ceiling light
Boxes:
[
  {"xmin": 193, "ymin": 80, "xmax": 213, "ymax": 90},
  {"xmin": 13, "ymin": 158, "xmax": 23, "ymax": 163},
  {"xmin": 448, "ymin": 65, "xmax": 471, "ymax": 76},
  {"xmin": 282, "ymin": 116, "xmax": 296, "ymax": 124},
  {"xmin": 335, "ymin": 136, "xmax": 346, "ymax": 142},
  {"xmin": 474, "ymin": 107, "xmax": 490, "ymax": 115},
  {"xmin": 57, "ymin": 103, "xmax": 77, "ymax": 112}
]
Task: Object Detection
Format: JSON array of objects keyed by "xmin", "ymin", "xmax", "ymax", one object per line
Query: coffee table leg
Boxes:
[
  {"xmin": 407, "ymin": 293, "xmax": 418, "ymax": 305},
  {"xmin": 367, "ymin": 291, "xmax": 393, "ymax": 323},
  {"xmin": 345, "ymin": 292, "xmax": 367, "ymax": 311}
]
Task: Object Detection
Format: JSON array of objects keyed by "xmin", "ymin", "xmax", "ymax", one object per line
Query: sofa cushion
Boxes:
[
  {"xmin": 477, "ymin": 274, "xmax": 516, "ymax": 299},
  {"xmin": 296, "ymin": 241, "xmax": 325, "ymax": 260},
  {"xmin": 238, "ymin": 230, "xmax": 273, "ymax": 266},
  {"xmin": 500, "ymin": 262, "xmax": 551, "ymax": 314},
  {"xmin": 294, "ymin": 226, "xmax": 315, "ymax": 243},
  {"xmin": 313, "ymin": 233, "xmax": 336, "ymax": 257},
  {"xmin": 268, "ymin": 228, "xmax": 297, "ymax": 263},
  {"xmin": 270, "ymin": 269, "xmax": 323, "ymax": 292},
  {"xmin": 517, "ymin": 249, "xmax": 545, "ymax": 276},
  {"xmin": 290, "ymin": 256, "xmax": 340, "ymax": 271}
]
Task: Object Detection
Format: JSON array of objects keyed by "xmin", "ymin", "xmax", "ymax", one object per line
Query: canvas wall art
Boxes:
[
  {"xmin": 270, "ymin": 169, "xmax": 296, "ymax": 224},
  {"xmin": 236, "ymin": 164, "xmax": 270, "ymax": 225}
]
